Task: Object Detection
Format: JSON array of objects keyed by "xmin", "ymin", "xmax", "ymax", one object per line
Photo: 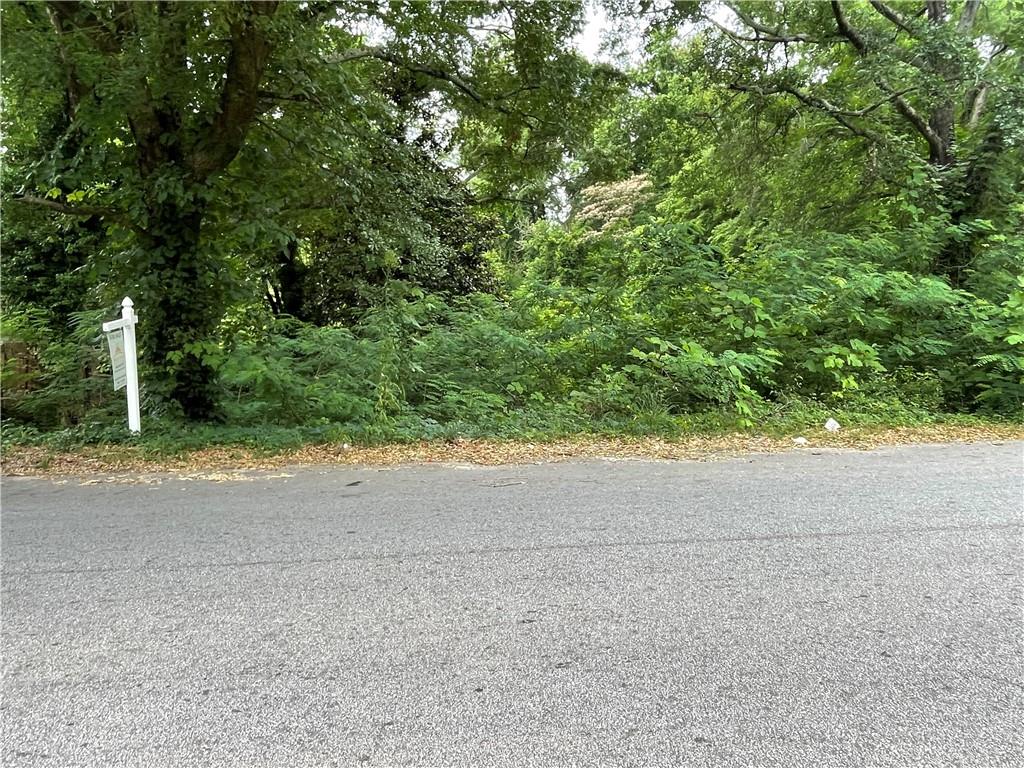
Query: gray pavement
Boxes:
[{"xmin": 2, "ymin": 441, "xmax": 1023, "ymax": 767}]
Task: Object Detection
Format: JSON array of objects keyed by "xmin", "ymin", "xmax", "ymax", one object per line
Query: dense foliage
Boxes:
[{"xmin": 2, "ymin": 0, "xmax": 1021, "ymax": 444}]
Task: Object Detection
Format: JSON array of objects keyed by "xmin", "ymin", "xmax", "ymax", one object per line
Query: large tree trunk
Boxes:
[
  {"xmin": 139, "ymin": 199, "xmax": 221, "ymax": 420},
  {"xmin": 937, "ymin": 120, "xmax": 1005, "ymax": 286},
  {"xmin": 926, "ymin": 1, "xmax": 956, "ymax": 167}
]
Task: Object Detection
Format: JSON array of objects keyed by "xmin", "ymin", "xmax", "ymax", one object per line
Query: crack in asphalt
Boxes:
[{"xmin": 4, "ymin": 521, "xmax": 1020, "ymax": 578}]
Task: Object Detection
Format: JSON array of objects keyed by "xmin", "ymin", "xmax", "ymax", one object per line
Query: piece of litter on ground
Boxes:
[
  {"xmin": 793, "ymin": 437, "xmax": 808, "ymax": 445},
  {"xmin": 824, "ymin": 418, "xmax": 841, "ymax": 432}
]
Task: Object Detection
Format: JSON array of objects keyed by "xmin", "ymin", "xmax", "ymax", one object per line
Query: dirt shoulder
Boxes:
[{"xmin": 2, "ymin": 424, "xmax": 1021, "ymax": 478}]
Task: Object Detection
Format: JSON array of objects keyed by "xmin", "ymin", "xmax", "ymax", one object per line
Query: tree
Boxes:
[
  {"xmin": 2, "ymin": 0, "xmax": 594, "ymax": 418},
  {"xmin": 594, "ymin": 0, "xmax": 1022, "ymax": 281},
  {"xmin": 5, "ymin": 1, "xmax": 293, "ymax": 417},
  {"xmin": 705, "ymin": 1, "xmax": 1021, "ymax": 279}
]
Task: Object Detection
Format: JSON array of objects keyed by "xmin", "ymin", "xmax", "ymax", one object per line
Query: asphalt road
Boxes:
[{"xmin": 2, "ymin": 442, "xmax": 1022, "ymax": 767}]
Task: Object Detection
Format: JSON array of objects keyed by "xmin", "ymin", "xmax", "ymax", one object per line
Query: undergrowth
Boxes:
[{"xmin": 3, "ymin": 218, "xmax": 1021, "ymax": 454}]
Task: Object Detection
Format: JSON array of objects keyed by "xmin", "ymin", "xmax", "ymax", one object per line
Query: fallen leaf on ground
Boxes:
[{"xmin": 2, "ymin": 424, "xmax": 1021, "ymax": 479}]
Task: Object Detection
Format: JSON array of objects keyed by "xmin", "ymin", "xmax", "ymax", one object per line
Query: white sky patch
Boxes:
[
  {"xmin": 573, "ymin": 1, "xmax": 729, "ymax": 67},
  {"xmin": 576, "ymin": 4, "xmax": 611, "ymax": 63}
]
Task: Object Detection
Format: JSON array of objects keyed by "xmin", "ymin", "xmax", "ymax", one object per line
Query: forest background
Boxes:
[{"xmin": 1, "ymin": 0, "xmax": 1021, "ymax": 454}]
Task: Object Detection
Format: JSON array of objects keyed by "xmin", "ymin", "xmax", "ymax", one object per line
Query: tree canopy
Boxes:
[{"xmin": 2, "ymin": 0, "xmax": 1021, "ymax": 438}]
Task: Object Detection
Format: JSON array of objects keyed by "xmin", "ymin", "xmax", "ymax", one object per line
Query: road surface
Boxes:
[{"xmin": 2, "ymin": 442, "xmax": 1022, "ymax": 767}]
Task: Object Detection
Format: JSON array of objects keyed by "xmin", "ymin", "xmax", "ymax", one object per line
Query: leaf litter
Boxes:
[{"xmin": 2, "ymin": 424, "xmax": 1020, "ymax": 482}]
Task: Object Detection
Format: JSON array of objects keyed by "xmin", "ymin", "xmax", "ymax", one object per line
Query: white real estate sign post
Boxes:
[{"xmin": 102, "ymin": 296, "xmax": 141, "ymax": 433}]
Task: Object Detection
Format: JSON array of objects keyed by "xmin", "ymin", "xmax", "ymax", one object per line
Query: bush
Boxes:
[
  {"xmin": 219, "ymin": 320, "xmax": 377, "ymax": 427},
  {"xmin": 1, "ymin": 305, "xmax": 117, "ymax": 428}
]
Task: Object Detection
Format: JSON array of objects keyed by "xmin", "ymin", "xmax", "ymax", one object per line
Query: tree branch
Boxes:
[
  {"xmin": 703, "ymin": 14, "xmax": 772, "ymax": 45},
  {"xmin": 42, "ymin": 5, "xmax": 89, "ymax": 114},
  {"xmin": 831, "ymin": 1, "xmax": 945, "ymax": 160},
  {"xmin": 45, "ymin": 1, "xmax": 118, "ymax": 53},
  {"xmin": 957, "ymin": 0, "xmax": 981, "ymax": 33},
  {"xmin": 868, "ymin": 1, "xmax": 917, "ymax": 35},
  {"xmin": 45, "ymin": 1, "xmax": 137, "ymax": 54},
  {"xmin": 965, "ymin": 83, "xmax": 988, "ymax": 128},
  {"xmin": 257, "ymin": 90, "xmax": 312, "ymax": 103},
  {"xmin": 334, "ymin": 47, "xmax": 489, "ymax": 104},
  {"xmin": 886, "ymin": 85, "xmax": 944, "ymax": 156},
  {"xmin": 831, "ymin": 1, "xmax": 867, "ymax": 53},
  {"xmin": 711, "ymin": 4, "xmax": 823, "ymax": 44},
  {"xmin": 14, "ymin": 195, "xmax": 146, "ymax": 235},
  {"xmin": 44, "ymin": 1, "xmax": 138, "ymax": 115},
  {"xmin": 46, "ymin": 1, "xmax": 178, "ymax": 179},
  {"xmin": 331, "ymin": 46, "xmax": 542, "ymax": 127},
  {"xmin": 189, "ymin": 2, "xmax": 280, "ymax": 179},
  {"xmin": 728, "ymin": 83, "xmax": 883, "ymax": 141}
]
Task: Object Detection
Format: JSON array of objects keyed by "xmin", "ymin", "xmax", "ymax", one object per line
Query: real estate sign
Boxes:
[{"xmin": 106, "ymin": 330, "xmax": 127, "ymax": 390}]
